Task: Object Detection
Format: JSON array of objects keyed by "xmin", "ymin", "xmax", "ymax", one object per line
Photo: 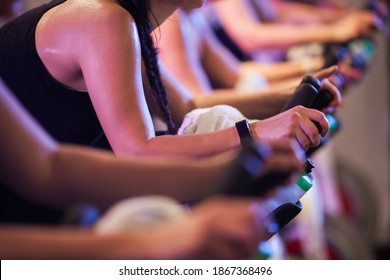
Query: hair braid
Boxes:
[{"xmin": 118, "ymin": 0, "xmax": 176, "ymax": 134}]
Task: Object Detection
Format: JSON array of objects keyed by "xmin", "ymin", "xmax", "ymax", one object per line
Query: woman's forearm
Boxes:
[
  {"xmin": 46, "ymin": 145, "xmax": 232, "ymax": 209},
  {"xmin": 0, "ymin": 226, "xmax": 151, "ymax": 259},
  {"xmin": 193, "ymin": 88, "xmax": 292, "ymax": 120},
  {"xmin": 214, "ymin": 0, "xmax": 332, "ymax": 52},
  {"xmin": 135, "ymin": 128, "xmax": 240, "ymax": 158},
  {"xmin": 272, "ymin": 0, "xmax": 348, "ymax": 24},
  {"xmin": 239, "ymin": 57, "xmax": 324, "ymax": 82},
  {"xmin": 234, "ymin": 23, "xmax": 332, "ymax": 53}
]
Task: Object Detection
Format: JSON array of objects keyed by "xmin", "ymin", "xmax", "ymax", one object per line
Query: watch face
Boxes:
[{"xmin": 236, "ymin": 120, "xmax": 251, "ymax": 143}]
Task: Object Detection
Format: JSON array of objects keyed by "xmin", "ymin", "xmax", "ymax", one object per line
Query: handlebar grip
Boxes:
[
  {"xmin": 300, "ymin": 75, "xmax": 321, "ymax": 90},
  {"xmin": 222, "ymin": 140, "xmax": 292, "ymax": 197},
  {"xmin": 311, "ymin": 90, "xmax": 334, "ymax": 111},
  {"xmin": 281, "ymin": 83, "xmax": 319, "ymax": 112}
]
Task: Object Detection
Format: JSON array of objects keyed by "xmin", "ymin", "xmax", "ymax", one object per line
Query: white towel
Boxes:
[
  {"xmin": 94, "ymin": 196, "xmax": 188, "ymax": 234},
  {"xmin": 178, "ymin": 104, "xmax": 248, "ymax": 135}
]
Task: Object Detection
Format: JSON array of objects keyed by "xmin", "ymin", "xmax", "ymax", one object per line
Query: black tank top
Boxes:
[{"xmin": 0, "ymin": 0, "xmax": 109, "ymax": 148}]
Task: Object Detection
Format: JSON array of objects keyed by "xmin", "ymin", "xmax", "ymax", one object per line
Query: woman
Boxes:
[{"xmin": 0, "ymin": 0, "xmax": 329, "ymax": 158}]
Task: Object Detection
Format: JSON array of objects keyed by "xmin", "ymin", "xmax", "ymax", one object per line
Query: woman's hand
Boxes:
[
  {"xmin": 257, "ymin": 139, "xmax": 305, "ymax": 188},
  {"xmin": 329, "ymin": 12, "xmax": 381, "ymax": 42},
  {"xmin": 250, "ymin": 106, "xmax": 329, "ymax": 151},
  {"xmin": 312, "ymin": 65, "xmax": 343, "ymax": 112},
  {"xmin": 132, "ymin": 197, "xmax": 269, "ymax": 260}
]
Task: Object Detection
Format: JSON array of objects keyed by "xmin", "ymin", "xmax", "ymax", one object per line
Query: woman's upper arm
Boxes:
[
  {"xmin": 214, "ymin": 0, "xmax": 261, "ymax": 42},
  {"xmin": 199, "ymin": 13, "xmax": 240, "ymax": 88},
  {"xmin": 78, "ymin": 8, "xmax": 155, "ymax": 155},
  {"xmin": 158, "ymin": 10, "xmax": 211, "ymax": 95}
]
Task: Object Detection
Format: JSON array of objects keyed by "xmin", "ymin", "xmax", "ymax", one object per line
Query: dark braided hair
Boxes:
[{"xmin": 118, "ymin": 0, "xmax": 176, "ymax": 134}]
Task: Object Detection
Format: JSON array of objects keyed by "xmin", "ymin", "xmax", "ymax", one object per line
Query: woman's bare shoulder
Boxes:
[
  {"xmin": 71, "ymin": 0, "xmax": 136, "ymax": 29},
  {"xmin": 38, "ymin": 0, "xmax": 137, "ymax": 38}
]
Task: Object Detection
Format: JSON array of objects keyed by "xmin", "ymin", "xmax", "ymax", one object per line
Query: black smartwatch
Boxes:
[{"xmin": 235, "ymin": 119, "xmax": 252, "ymax": 146}]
